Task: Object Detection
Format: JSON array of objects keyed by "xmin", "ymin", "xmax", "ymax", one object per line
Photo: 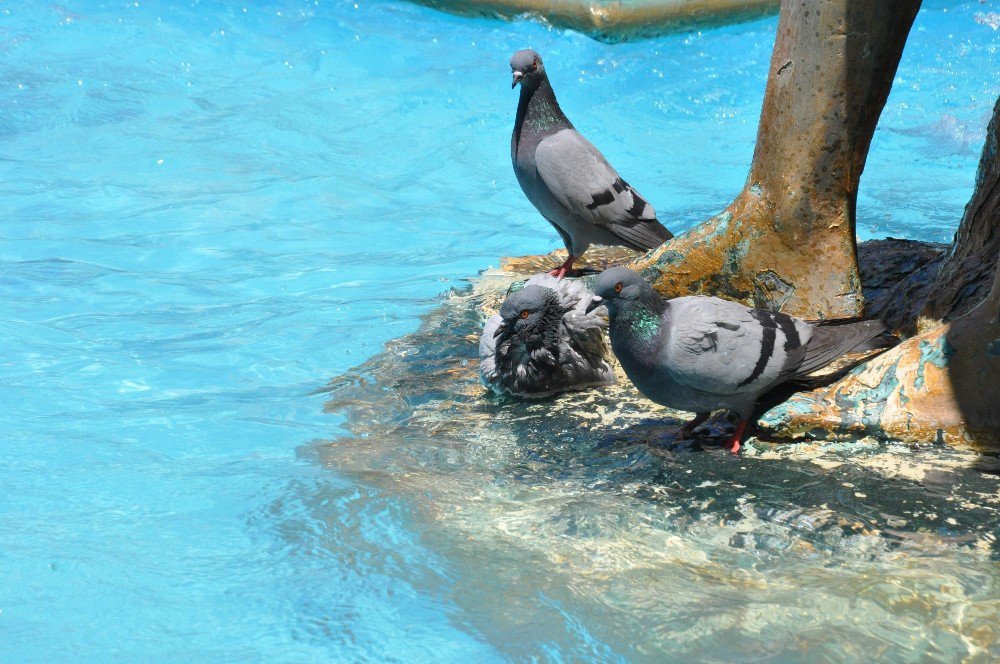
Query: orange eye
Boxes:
[
  {"xmin": 614, "ymin": 282, "xmax": 623, "ymax": 294},
  {"xmin": 520, "ymin": 309, "xmax": 530, "ymax": 319}
]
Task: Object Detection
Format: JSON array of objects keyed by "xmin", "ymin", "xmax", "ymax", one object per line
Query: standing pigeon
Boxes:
[
  {"xmin": 510, "ymin": 49, "xmax": 673, "ymax": 279},
  {"xmin": 588, "ymin": 267, "xmax": 897, "ymax": 452},
  {"xmin": 480, "ymin": 273, "xmax": 615, "ymax": 398}
]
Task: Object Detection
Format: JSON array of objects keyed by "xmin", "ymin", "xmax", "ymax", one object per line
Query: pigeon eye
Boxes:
[
  {"xmin": 519, "ymin": 309, "xmax": 530, "ymax": 319},
  {"xmin": 614, "ymin": 282, "xmax": 623, "ymax": 294}
]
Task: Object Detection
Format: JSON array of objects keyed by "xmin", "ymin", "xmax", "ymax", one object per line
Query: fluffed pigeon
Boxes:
[
  {"xmin": 480, "ymin": 274, "xmax": 616, "ymax": 398},
  {"xmin": 510, "ymin": 49, "xmax": 673, "ymax": 279},
  {"xmin": 588, "ymin": 267, "xmax": 898, "ymax": 452}
]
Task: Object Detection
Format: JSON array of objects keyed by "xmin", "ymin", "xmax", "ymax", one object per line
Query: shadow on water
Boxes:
[{"xmin": 309, "ymin": 284, "xmax": 1000, "ymax": 661}]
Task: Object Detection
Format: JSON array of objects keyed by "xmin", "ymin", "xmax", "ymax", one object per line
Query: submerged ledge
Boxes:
[
  {"xmin": 325, "ymin": 238, "xmax": 959, "ymax": 444},
  {"xmin": 317, "ymin": 245, "xmax": 1000, "ymax": 657},
  {"xmin": 410, "ymin": 0, "xmax": 779, "ymax": 41}
]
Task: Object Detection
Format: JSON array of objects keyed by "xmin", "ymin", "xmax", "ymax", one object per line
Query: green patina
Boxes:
[
  {"xmin": 897, "ymin": 383, "xmax": 909, "ymax": 405},
  {"xmin": 913, "ymin": 336, "xmax": 956, "ymax": 390},
  {"xmin": 724, "ymin": 237, "xmax": 751, "ymax": 274},
  {"xmin": 707, "ymin": 210, "xmax": 732, "ymax": 240},
  {"xmin": 837, "ymin": 358, "xmax": 902, "ymax": 433},
  {"xmin": 648, "ymin": 214, "xmax": 730, "ymax": 273},
  {"xmin": 752, "ymin": 269, "xmax": 795, "ymax": 310},
  {"xmin": 763, "ymin": 356, "xmax": 904, "ymax": 439},
  {"xmin": 846, "ymin": 267, "xmax": 862, "ymax": 299},
  {"xmin": 758, "ymin": 395, "xmax": 817, "ymax": 427},
  {"xmin": 649, "ymin": 249, "xmax": 685, "ymax": 272}
]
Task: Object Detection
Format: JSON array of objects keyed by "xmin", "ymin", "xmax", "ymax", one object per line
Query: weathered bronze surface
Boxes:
[
  {"xmin": 921, "ymin": 97, "xmax": 1000, "ymax": 325},
  {"xmin": 757, "ymin": 94, "xmax": 1000, "ymax": 447},
  {"xmin": 758, "ymin": 266, "xmax": 1000, "ymax": 447},
  {"xmin": 632, "ymin": 0, "xmax": 922, "ymax": 319},
  {"xmin": 410, "ymin": 0, "xmax": 778, "ymax": 42}
]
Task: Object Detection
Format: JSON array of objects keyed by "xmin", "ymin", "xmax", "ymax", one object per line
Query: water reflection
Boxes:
[{"xmin": 316, "ymin": 282, "xmax": 1000, "ymax": 660}]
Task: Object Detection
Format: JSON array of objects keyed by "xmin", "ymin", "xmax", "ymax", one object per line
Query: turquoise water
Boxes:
[{"xmin": 1, "ymin": 0, "xmax": 998, "ymax": 660}]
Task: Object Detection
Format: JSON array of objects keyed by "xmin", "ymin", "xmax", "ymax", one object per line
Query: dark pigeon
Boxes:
[
  {"xmin": 589, "ymin": 267, "xmax": 898, "ymax": 452},
  {"xmin": 510, "ymin": 49, "xmax": 674, "ymax": 278},
  {"xmin": 480, "ymin": 274, "xmax": 615, "ymax": 398}
]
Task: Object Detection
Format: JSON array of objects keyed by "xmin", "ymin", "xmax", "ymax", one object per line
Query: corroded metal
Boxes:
[
  {"xmin": 856, "ymin": 239, "xmax": 947, "ymax": 335},
  {"xmin": 318, "ymin": 269, "xmax": 1000, "ymax": 654},
  {"xmin": 921, "ymin": 97, "xmax": 1000, "ymax": 324},
  {"xmin": 500, "ymin": 238, "xmax": 951, "ymax": 321},
  {"xmin": 759, "ymin": 94, "xmax": 1000, "ymax": 448},
  {"xmin": 409, "ymin": 0, "xmax": 778, "ymax": 42},
  {"xmin": 495, "ymin": 245, "xmax": 640, "ymax": 278},
  {"xmin": 631, "ymin": 0, "xmax": 922, "ymax": 319},
  {"xmin": 758, "ymin": 267, "xmax": 1000, "ymax": 448}
]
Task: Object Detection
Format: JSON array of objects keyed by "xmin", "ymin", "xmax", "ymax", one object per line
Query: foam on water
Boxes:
[{"xmin": 0, "ymin": 0, "xmax": 997, "ymax": 660}]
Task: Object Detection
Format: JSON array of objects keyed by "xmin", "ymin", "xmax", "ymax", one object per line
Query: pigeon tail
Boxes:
[
  {"xmin": 609, "ymin": 217, "xmax": 674, "ymax": 251},
  {"xmin": 793, "ymin": 318, "xmax": 899, "ymax": 378}
]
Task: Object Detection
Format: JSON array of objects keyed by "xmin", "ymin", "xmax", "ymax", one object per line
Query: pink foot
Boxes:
[
  {"xmin": 726, "ymin": 419, "xmax": 748, "ymax": 454},
  {"xmin": 548, "ymin": 255, "xmax": 576, "ymax": 280}
]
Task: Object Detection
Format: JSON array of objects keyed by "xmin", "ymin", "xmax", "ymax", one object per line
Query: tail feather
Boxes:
[
  {"xmin": 608, "ymin": 217, "xmax": 674, "ymax": 252},
  {"xmin": 793, "ymin": 318, "xmax": 899, "ymax": 378},
  {"xmin": 756, "ymin": 319, "xmax": 900, "ymax": 419}
]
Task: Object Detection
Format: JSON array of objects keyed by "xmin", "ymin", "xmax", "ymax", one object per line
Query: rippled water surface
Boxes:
[{"xmin": 2, "ymin": 0, "xmax": 999, "ymax": 660}]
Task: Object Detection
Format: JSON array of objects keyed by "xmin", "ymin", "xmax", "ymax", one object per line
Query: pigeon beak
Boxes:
[
  {"xmin": 585, "ymin": 296, "xmax": 605, "ymax": 315},
  {"xmin": 512, "ymin": 71, "xmax": 524, "ymax": 89}
]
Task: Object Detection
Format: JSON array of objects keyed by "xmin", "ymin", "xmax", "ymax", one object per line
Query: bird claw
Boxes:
[
  {"xmin": 549, "ymin": 256, "xmax": 576, "ymax": 280},
  {"xmin": 725, "ymin": 419, "xmax": 749, "ymax": 454}
]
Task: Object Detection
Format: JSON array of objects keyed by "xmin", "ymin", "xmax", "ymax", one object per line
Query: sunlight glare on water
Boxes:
[{"xmin": 1, "ymin": 0, "xmax": 998, "ymax": 660}]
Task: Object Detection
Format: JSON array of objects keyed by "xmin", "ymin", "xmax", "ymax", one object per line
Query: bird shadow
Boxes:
[{"xmin": 594, "ymin": 415, "xmax": 737, "ymax": 454}]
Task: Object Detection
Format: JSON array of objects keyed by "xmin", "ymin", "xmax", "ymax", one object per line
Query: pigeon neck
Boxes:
[
  {"xmin": 610, "ymin": 295, "xmax": 667, "ymax": 360},
  {"xmin": 619, "ymin": 293, "xmax": 665, "ymax": 326},
  {"xmin": 516, "ymin": 75, "xmax": 570, "ymax": 135}
]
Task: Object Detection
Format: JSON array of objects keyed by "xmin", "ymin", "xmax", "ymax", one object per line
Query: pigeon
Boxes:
[
  {"xmin": 510, "ymin": 49, "xmax": 673, "ymax": 279},
  {"xmin": 480, "ymin": 273, "xmax": 616, "ymax": 398},
  {"xmin": 588, "ymin": 267, "xmax": 898, "ymax": 452}
]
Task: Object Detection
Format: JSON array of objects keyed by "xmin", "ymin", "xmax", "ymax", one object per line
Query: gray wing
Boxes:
[
  {"xmin": 534, "ymin": 129, "xmax": 672, "ymax": 251},
  {"xmin": 661, "ymin": 297, "xmax": 813, "ymax": 396},
  {"xmin": 479, "ymin": 313, "xmax": 502, "ymax": 388},
  {"xmin": 560, "ymin": 311, "xmax": 616, "ymax": 387}
]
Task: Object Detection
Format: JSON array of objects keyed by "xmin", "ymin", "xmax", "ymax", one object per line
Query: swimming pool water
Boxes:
[{"xmin": 1, "ymin": 0, "xmax": 997, "ymax": 660}]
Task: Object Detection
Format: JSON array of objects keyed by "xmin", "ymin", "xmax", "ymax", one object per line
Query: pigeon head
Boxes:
[
  {"xmin": 496, "ymin": 284, "xmax": 558, "ymax": 342},
  {"xmin": 510, "ymin": 49, "xmax": 545, "ymax": 89},
  {"xmin": 588, "ymin": 267, "xmax": 656, "ymax": 317}
]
